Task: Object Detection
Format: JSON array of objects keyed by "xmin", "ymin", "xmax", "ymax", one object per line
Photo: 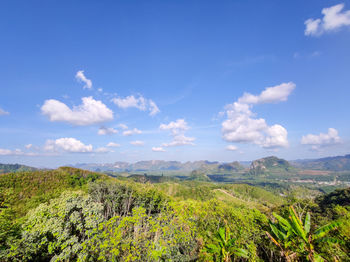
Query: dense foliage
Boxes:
[
  {"xmin": 0, "ymin": 163, "xmax": 36, "ymax": 174},
  {"xmin": 0, "ymin": 168, "xmax": 349, "ymax": 261}
]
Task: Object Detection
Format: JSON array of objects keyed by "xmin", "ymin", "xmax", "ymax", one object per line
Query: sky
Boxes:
[{"xmin": 0, "ymin": 0, "xmax": 350, "ymax": 168}]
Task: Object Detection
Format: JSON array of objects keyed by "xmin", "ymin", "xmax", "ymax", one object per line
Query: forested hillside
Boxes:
[
  {"xmin": 0, "ymin": 163, "xmax": 36, "ymax": 174},
  {"xmin": 0, "ymin": 168, "xmax": 349, "ymax": 261}
]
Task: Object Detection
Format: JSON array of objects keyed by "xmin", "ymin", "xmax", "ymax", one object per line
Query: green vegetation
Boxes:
[
  {"xmin": 267, "ymin": 206, "xmax": 342, "ymax": 261},
  {"xmin": 0, "ymin": 167, "xmax": 349, "ymax": 261},
  {"xmin": 205, "ymin": 226, "xmax": 248, "ymax": 261},
  {"xmin": 0, "ymin": 163, "xmax": 36, "ymax": 174}
]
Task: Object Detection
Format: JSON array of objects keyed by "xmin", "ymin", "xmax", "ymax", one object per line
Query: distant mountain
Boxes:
[
  {"xmin": 249, "ymin": 156, "xmax": 295, "ymax": 176},
  {"xmin": 72, "ymin": 160, "xmax": 244, "ymax": 174},
  {"xmin": 72, "ymin": 154, "xmax": 350, "ymax": 175},
  {"xmin": 0, "ymin": 163, "xmax": 37, "ymax": 174},
  {"xmin": 218, "ymin": 161, "xmax": 244, "ymax": 172},
  {"xmin": 291, "ymin": 154, "xmax": 350, "ymax": 171}
]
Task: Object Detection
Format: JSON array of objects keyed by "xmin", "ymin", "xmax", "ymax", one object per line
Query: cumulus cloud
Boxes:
[
  {"xmin": 160, "ymin": 119, "xmax": 189, "ymax": 135},
  {"xmin": 152, "ymin": 147, "xmax": 165, "ymax": 152},
  {"xmin": 76, "ymin": 70, "xmax": 92, "ymax": 89},
  {"xmin": 111, "ymin": 95, "xmax": 160, "ymax": 116},
  {"xmin": 221, "ymin": 83, "xmax": 294, "ymax": 149},
  {"xmin": 159, "ymin": 119, "xmax": 195, "ymax": 147},
  {"xmin": 0, "ymin": 107, "xmax": 9, "ymax": 115},
  {"xmin": 98, "ymin": 126, "xmax": 118, "ymax": 135},
  {"xmin": 305, "ymin": 3, "xmax": 350, "ymax": 36},
  {"xmin": 130, "ymin": 140, "xmax": 144, "ymax": 146},
  {"xmin": 107, "ymin": 142, "xmax": 120, "ymax": 147},
  {"xmin": 41, "ymin": 96, "xmax": 113, "ymax": 126},
  {"xmin": 301, "ymin": 128, "xmax": 341, "ymax": 150},
  {"xmin": 123, "ymin": 128, "xmax": 142, "ymax": 136},
  {"xmin": 44, "ymin": 138, "xmax": 93, "ymax": 153},
  {"xmin": 226, "ymin": 145, "xmax": 238, "ymax": 151},
  {"xmin": 25, "ymin": 144, "xmax": 33, "ymax": 149}
]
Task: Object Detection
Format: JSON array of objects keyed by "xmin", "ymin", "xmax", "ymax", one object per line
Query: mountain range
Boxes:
[
  {"xmin": 71, "ymin": 154, "xmax": 350, "ymax": 174},
  {"xmin": 2, "ymin": 154, "xmax": 350, "ymax": 175}
]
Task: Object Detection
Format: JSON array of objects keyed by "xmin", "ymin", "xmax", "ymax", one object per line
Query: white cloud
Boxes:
[
  {"xmin": 44, "ymin": 138, "xmax": 93, "ymax": 153},
  {"xmin": 262, "ymin": 124, "xmax": 289, "ymax": 148},
  {"xmin": 107, "ymin": 142, "xmax": 120, "ymax": 147},
  {"xmin": 226, "ymin": 145, "xmax": 238, "ymax": 151},
  {"xmin": 0, "ymin": 148, "xmax": 36, "ymax": 156},
  {"xmin": 25, "ymin": 144, "xmax": 33, "ymax": 149},
  {"xmin": 98, "ymin": 88, "xmax": 103, "ymax": 92},
  {"xmin": 159, "ymin": 119, "xmax": 195, "ymax": 147},
  {"xmin": 162, "ymin": 134, "xmax": 195, "ymax": 147},
  {"xmin": 123, "ymin": 128, "xmax": 142, "ymax": 136},
  {"xmin": 301, "ymin": 128, "xmax": 341, "ymax": 150},
  {"xmin": 119, "ymin": 123, "xmax": 128, "ymax": 130},
  {"xmin": 160, "ymin": 119, "xmax": 189, "ymax": 135},
  {"xmin": 130, "ymin": 140, "xmax": 144, "ymax": 146},
  {"xmin": 152, "ymin": 147, "xmax": 165, "ymax": 152},
  {"xmin": 238, "ymin": 82, "xmax": 295, "ymax": 104},
  {"xmin": 149, "ymin": 100, "xmax": 160, "ymax": 116},
  {"xmin": 95, "ymin": 147, "xmax": 112, "ymax": 153},
  {"xmin": 305, "ymin": 3, "xmax": 350, "ymax": 36},
  {"xmin": 0, "ymin": 107, "xmax": 9, "ymax": 115},
  {"xmin": 221, "ymin": 83, "xmax": 294, "ymax": 149},
  {"xmin": 305, "ymin": 18, "xmax": 322, "ymax": 36},
  {"xmin": 98, "ymin": 126, "xmax": 118, "ymax": 135},
  {"xmin": 0, "ymin": 149, "xmax": 13, "ymax": 155},
  {"xmin": 111, "ymin": 94, "xmax": 160, "ymax": 116},
  {"xmin": 41, "ymin": 96, "xmax": 113, "ymax": 126},
  {"xmin": 76, "ymin": 70, "xmax": 92, "ymax": 89}
]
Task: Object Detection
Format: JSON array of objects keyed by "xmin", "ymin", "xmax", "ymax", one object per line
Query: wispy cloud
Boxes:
[
  {"xmin": 95, "ymin": 147, "xmax": 113, "ymax": 153},
  {"xmin": 0, "ymin": 107, "xmax": 9, "ymax": 115},
  {"xmin": 111, "ymin": 94, "xmax": 160, "ymax": 116},
  {"xmin": 0, "ymin": 148, "xmax": 37, "ymax": 156},
  {"xmin": 226, "ymin": 145, "xmax": 238, "ymax": 151},
  {"xmin": 123, "ymin": 128, "xmax": 142, "ymax": 136},
  {"xmin": 152, "ymin": 147, "xmax": 165, "ymax": 152},
  {"xmin": 119, "ymin": 123, "xmax": 128, "ymax": 130},
  {"xmin": 98, "ymin": 126, "xmax": 118, "ymax": 135},
  {"xmin": 75, "ymin": 70, "xmax": 92, "ymax": 89},
  {"xmin": 130, "ymin": 140, "xmax": 144, "ymax": 146},
  {"xmin": 107, "ymin": 142, "xmax": 120, "ymax": 147}
]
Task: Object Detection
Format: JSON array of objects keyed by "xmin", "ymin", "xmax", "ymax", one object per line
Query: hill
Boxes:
[
  {"xmin": 72, "ymin": 160, "xmax": 244, "ymax": 174},
  {"xmin": 291, "ymin": 154, "xmax": 350, "ymax": 171},
  {"xmin": 249, "ymin": 156, "xmax": 296, "ymax": 176},
  {"xmin": 0, "ymin": 167, "xmax": 348, "ymax": 261},
  {"xmin": 0, "ymin": 163, "xmax": 37, "ymax": 174}
]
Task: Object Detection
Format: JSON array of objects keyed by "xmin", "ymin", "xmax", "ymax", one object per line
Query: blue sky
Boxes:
[{"xmin": 0, "ymin": 0, "xmax": 350, "ymax": 167}]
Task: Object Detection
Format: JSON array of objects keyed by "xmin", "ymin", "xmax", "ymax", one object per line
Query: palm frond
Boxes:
[{"xmin": 314, "ymin": 221, "xmax": 341, "ymax": 240}]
